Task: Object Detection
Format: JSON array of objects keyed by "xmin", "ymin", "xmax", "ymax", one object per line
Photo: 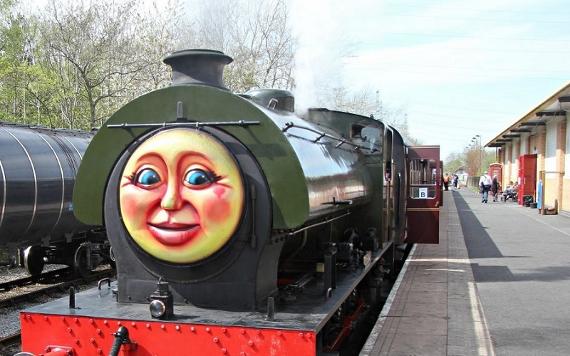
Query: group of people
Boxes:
[
  {"xmin": 479, "ymin": 171, "xmax": 500, "ymax": 203},
  {"xmin": 442, "ymin": 173, "xmax": 459, "ymax": 191},
  {"xmin": 444, "ymin": 170, "xmax": 516, "ymax": 204}
]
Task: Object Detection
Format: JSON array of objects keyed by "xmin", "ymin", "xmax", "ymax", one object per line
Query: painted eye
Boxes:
[
  {"xmin": 184, "ymin": 169, "xmax": 214, "ymax": 187},
  {"xmin": 135, "ymin": 168, "xmax": 161, "ymax": 187}
]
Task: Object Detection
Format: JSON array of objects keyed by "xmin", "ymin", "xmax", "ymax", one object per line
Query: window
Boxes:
[
  {"xmin": 361, "ymin": 126, "xmax": 382, "ymax": 153},
  {"xmin": 351, "ymin": 124, "xmax": 382, "ymax": 154},
  {"xmin": 409, "ymin": 159, "xmax": 437, "ymax": 199}
]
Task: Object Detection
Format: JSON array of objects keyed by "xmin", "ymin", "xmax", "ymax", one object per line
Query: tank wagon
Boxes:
[
  {"xmin": 18, "ymin": 49, "xmax": 440, "ymax": 356},
  {"xmin": 0, "ymin": 123, "xmax": 109, "ymax": 275}
]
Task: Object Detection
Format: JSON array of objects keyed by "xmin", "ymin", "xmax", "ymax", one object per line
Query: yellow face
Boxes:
[{"xmin": 119, "ymin": 128, "xmax": 244, "ymax": 264}]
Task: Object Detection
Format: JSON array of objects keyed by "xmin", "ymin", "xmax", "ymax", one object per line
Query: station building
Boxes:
[{"xmin": 486, "ymin": 82, "xmax": 570, "ymax": 213}]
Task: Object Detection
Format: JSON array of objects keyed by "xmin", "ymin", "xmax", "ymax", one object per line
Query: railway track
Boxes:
[
  {"xmin": 0, "ymin": 332, "xmax": 21, "ymax": 353},
  {"xmin": 0, "ymin": 267, "xmax": 115, "ymax": 354},
  {"xmin": 0, "ymin": 267, "xmax": 72, "ymax": 292},
  {"xmin": 0, "ymin": 267, "xmax": 114, "ymax": 308}
]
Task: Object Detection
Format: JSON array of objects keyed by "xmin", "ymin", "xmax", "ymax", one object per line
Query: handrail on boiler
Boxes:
[{"xmin": 281, "ymin": 122, "xmax": 380, "ymax": 152}]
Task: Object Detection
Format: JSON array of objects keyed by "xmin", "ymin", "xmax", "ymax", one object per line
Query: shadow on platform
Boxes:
[
  {"xmin": 452, "ymin": 191, "xmax": 570, "ymax": 283},
  {"xmin": 452, "ymin": 191, "xmax": 503, "ymax": 259}
]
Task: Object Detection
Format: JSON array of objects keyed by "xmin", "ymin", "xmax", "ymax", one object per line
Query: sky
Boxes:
[
  {"xmin": 289, "ymin": 0, "xmax": 570, "ymax": 160},
  {"xmin": 26, "ymin": 0, "xmax": 570, "ymax": 161}
]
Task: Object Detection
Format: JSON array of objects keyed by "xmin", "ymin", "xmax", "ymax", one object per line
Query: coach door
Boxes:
[{"xmin": 406, "ymin": 146, "xmax": 440, "ymax": 244}]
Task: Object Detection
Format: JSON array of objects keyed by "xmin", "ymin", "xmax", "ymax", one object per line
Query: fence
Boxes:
[{"xmin": 467, "ymin": 176, "xmax": 480, "ymax": 189}]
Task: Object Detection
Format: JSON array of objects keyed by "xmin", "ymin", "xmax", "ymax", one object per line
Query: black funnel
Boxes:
[{"xmin": 163, "ymin": 49, "xmax": 233, "ymax": 89}]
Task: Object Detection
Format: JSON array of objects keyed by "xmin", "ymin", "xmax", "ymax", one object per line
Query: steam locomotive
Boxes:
[
  {"xmin": 18, "ymin": 49, "xmax": 440, "ymax": 355},
  {"xmin": 0, "ymin": 124, "xmax": 109, "ymax": 276}
]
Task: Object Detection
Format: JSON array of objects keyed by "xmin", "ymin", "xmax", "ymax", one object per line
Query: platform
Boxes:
[
  {"xmin": 363, "ymin": 188, "xmax": 570, "ymax": 355},
  {"xmin": 362, "ymin": 188, "xmax": 493, "ymax": 355}
]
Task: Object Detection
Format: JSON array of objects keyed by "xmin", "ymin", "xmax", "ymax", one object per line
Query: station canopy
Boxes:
[{"xmin": 486, "ymin": 82, "xmax": 570, "ymax": 148}]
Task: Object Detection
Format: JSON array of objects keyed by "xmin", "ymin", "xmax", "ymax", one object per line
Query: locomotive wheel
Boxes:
[
  {"xmin": 108, "ymin": 246, "xmax": 116, "ymax": 270},
  {"xmin": 73, "ymin": 243, "xmax": 92, "ymax": 278},
  {"xmin": 23, "ymin": 245, "xmax": 45, "ymax": 276}
]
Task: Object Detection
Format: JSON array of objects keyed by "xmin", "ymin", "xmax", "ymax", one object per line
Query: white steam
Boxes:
[{"xmin": 289, "ymin": 0, "xmax": 351, "ymax": 114}]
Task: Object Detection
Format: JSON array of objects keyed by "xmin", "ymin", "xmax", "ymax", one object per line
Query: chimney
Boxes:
[{"xmin": 163, "ymin": 49, "xmax": 233, "ymax": 89}]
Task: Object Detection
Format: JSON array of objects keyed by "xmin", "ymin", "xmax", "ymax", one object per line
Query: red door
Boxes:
[
  {"xmin": 406, "ymin": 146, "xmax": 440, "ymax": 244},
  {"xmin": 489, "ymin": 163, "xmax": 502, "ymax": 187},
  {"xmin": 518, "ymin": 154, "xmax": 537, "ymax": 205}
]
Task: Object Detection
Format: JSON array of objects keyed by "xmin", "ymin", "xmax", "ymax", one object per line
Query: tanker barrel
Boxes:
[{"xmin": 0, "ymin": 124, "xmax": 92, "ymax": 247}]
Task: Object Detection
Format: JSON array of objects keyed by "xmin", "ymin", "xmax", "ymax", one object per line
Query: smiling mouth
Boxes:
[{"xmin": 147, "ymin": 222, "xmax": 200, "ymax": 246}]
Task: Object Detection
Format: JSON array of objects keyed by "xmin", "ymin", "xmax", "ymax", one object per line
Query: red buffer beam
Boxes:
[{"xmin": 20, "ymin": 313, "xmax": 316, "ymax": 356}]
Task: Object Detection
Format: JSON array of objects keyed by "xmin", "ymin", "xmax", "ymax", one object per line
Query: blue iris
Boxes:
[
  {"xmin": 185, "ymin": 169, "xmax": 213, "ymax": 186},
  {"xmin": 136, "ymin": 168, "xmax": 161, "ymax": 186}
]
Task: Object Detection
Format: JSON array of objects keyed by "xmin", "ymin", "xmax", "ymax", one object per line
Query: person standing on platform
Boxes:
[
  {"xmin": 453, "ymin": 174, "xmax": 459, "ymax": 189},
  {"xmin": 491, "ymin": 175, "xmax": 500, "ymax": 202},
  {"xmin": 479, "ymin": 171, "xmax": 492, "ymax": 203},
  {"xmin": 443, "ymin": 173, "xmax": 450, "ymax": 191}
]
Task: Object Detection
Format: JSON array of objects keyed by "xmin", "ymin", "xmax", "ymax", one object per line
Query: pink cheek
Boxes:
[
  {"xmin": 121, "ymin": 187, "xmax": 163, "ymax": 221},
  {"xmin": 203, "ymin": 196, "xmax": 231, "ymax": 223}
]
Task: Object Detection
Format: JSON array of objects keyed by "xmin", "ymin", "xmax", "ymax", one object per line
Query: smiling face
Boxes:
[{"xmin": 119, "ymin": 128, "xmax": 244, "ymax": 264}]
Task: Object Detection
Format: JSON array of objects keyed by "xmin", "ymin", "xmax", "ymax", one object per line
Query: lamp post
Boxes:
[
  {"xmin": 469, "ymin": 139, "xmax": 476, "ymax": 175},
  {"xmin": 471, "ymin": 135, "xmax": 482, "ymax": 175}
]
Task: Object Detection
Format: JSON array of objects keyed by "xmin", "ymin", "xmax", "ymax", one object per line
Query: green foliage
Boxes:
[
  {"xmin": 482, "ymin": 149, "xmax": 498, "ymax": 170},
  {"xmin": 444, "ymin": 152, "xmax": 464, "ymax": 175},
  {"xmin": 0, "ymin": 0, "xmax": 297, "ymax": 130},
  {"xmin": 0, "ymin": 4, "xmax": 56, "ymax": 125},
  {"xmin": 0, "ymin": 0, "xmax": 183, "ymax": 129},
  {"xmin": 445, "ymin": 148, "xmax": 498, "ymax": 176}
]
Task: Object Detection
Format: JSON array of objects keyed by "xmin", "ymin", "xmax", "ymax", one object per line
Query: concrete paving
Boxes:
[
  {"xmin": 458, "ymin": 189, "xmax": 570, "ymax": 356},
  {"xmin": 362, "ymin": 188, "xmax": 492, "ymax": 355},
  {"xmin": 362, "ymin": 188, "xmax": 570, "ymax": 355}
]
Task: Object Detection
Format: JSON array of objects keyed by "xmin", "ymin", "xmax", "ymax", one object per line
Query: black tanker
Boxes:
[{"xmin": 0, "ymin": 124, "xmax": 109, "ymax": 275}]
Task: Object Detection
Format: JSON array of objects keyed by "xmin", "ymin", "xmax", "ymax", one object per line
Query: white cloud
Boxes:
[{"xmin": 289, "ymin": 0, "xmax": 570, "ymax": 158}]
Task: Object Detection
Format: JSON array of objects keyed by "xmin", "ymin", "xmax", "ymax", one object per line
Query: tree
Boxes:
[
  {"xmin": 328, "ymin": 87, "xmax": 376, "ymax": 116},
  {"xmin": 119, "ymin": 1, "xmax": 182, "ymax": 96},
  {"xmin": 318, "ymin": 86, "xmax": 419, "ymax": 144},
  {"xmin": 482, "ymin": 149, "xmax": 497, "ymax": 172},
  {"xmin": 0, "ymin": 1, "xmax": 28, "ymax": 121},
  {"xmin": 446, "ymin": 148, "xmax": 492, "ymax": 177},
  {"xmin": 39, "ymin": 0, "xmax": 162, "ymax": 128},
  {"xmin": 444, "ymin": 152, "xmax": 464, "ymax": 175},
  {"xmin": 185, "ymin": 0, "xmax": 295, "ymax": 92},
  {"xmin": 0, "ymin": 1, "xmax": 57, "ymax": 126},
  {"xmin": 0, "ymin": 0, "xmax": 183, "ymax": 129}
]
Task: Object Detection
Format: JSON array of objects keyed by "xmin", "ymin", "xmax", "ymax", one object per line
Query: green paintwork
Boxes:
[{"xmin": 72, "ymin": 85, "xmax": 309, "ymax": 229}]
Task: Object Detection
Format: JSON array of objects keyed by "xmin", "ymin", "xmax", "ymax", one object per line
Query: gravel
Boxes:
[
  {"xmin": 0, "ymin": 267, "xmax": 114, "ymax": 354},
  {"xmin": 0, "ymin": 246, "xmax": 113, "ymax": 354},
  {"xmin": 0, "ymin": 264, "xmax": 68, "ymax": 284}
]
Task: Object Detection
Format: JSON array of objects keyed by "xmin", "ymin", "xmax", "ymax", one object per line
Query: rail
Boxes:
[
  {"xmin": 0, "ymin": 268, "xmax": 114, "ymax": 308},
  {"xmin": 281, "ymin": 122, "xmax": 380, "ymax": 152},
  {"xmin": 0, "ymin": 267, "xmax": 72, "ymax": 292},
  {"xmin": 107, "ymin": 120, "xmax": 260, "ymax": 129},
  {"xmin": 272, "ymin": 212, "xmax": 352, "ymax": 243},
  {"xmin": 0, "ymin": 331, "xmax": 20, "ymax": 351}
]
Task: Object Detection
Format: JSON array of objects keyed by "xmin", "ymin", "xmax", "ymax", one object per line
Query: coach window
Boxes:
[{"xmin": 409, "ymin": 159, "xmax": 437, "ymax": 199}]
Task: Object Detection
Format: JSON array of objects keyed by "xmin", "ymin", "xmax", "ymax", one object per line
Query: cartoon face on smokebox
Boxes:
[{"xmin": 119, "ymin": 128, "xmax": 244, "ymax": 264}]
